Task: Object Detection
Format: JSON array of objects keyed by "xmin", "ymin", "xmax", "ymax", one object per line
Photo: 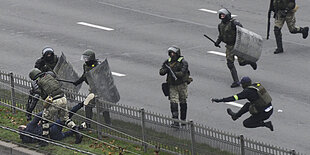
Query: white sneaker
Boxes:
[
  {"xmin": 84, "ymin": 93, "xmax": 95, "ymax": 105},
  {"xmin": 80, "ymin": 122, "xmax": 87, "ymax": 129}
]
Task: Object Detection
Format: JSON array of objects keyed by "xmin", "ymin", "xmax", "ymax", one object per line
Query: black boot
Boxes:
[
  {"xmin": 301, "ymin": 27, "xmax": 309, "ymax": 39},
  {"xmin": 38, "ymin": 135, "xmax": 48, "ymax": 147},
  {"xmin": 180, "ymin": 103, "xmax": 187, "ymax": 126},
  {"xmin": 227, "ymin": 108, "xmax": 239, "ymax": 121},
  {"xmin": 230, "ymin": 81, "xmax": 240, "ymax": 88},
  {"xmin": 170, "ymin": 102, "xmax": 179, "ymax": 128},
  {"xmin": 274, "ymin": 27, "xmax": 284, "ymax": 54},
  {"xmin": 73, "ymin": 127, "xmax": 83, "ymax": 144},
  {"xmin": 249, "ymin": 62, "xmax": 257, "ymax": 70},
  {"xmin": 264, "ymin": 121, "xmax": 274, "ymax": 131}
]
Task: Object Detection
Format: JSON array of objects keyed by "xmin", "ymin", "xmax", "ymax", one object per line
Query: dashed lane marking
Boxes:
[
  {"xmin": 77, "ymin": 22, "xmax": 114, "ymax": 31},
  {"xmin": 112, "ymin": 72, "xmax": 126, "ymax": 77},
  {"xmin": 199, "ymin": 8, "xmax": 237, "ymax": 17},
  {"xmin": 224, "ymin": 102, "xmax": 243, "ymax": 108}
]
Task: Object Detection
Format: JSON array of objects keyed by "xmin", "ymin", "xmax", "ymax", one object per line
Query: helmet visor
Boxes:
[{"xmin": 81, "ymin": 55, "xmax": 91, "ymax": 62}]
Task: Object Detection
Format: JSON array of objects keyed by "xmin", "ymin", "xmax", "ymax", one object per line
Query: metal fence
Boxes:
[{"xmin": 0, "ymin": 70, "xmax": 305, "ymax": 155}]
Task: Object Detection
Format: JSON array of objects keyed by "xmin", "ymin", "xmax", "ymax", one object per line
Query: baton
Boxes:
[
  {"xmin": 164, "ymin": 64, "xmax": 178, "ymax": 81},
  {"xmin": 56, "ymin": 79, "xmax": 75, "ymax": 84},
  {"xmin": 204, "ymin": 34, "xmax": 221, "ymax": 48}
]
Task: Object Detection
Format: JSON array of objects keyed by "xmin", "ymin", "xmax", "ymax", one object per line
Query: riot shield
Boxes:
[
  {"xmin": 86, "ymin": 58, "xmax": 120, "ymax": 103},
  {"xmin": 53, "ymin": 52, "xmax": 81, "ymax": 92},
  {"xmin": 233, "ymin": 26, "xmax": 263, "ymax": 62}
]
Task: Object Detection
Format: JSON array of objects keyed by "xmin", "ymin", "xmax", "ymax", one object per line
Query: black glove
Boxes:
[
  {"xmin": 211, "ymin": 98, "xmax": 221, "ymax": 103},
  {"xmin": 214, "ymin": 42, "xmax": 220, "ymax": 48}
]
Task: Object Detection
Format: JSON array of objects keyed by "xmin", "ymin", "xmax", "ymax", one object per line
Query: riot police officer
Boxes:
[
  {"xmin": 29, "ymin": 68, "xmax": 82, "ymax": 146},
  {"xmin": 211, "ymin": 76, "xmax": 274, "ymax": 131},
  {"xmin": 214, "ymin": 8, "xmax": 257, "ymax": 88},
  {"xmin": 27, "ymin": 47, "xmax": 59, "ymax": 121},
  {"xmin": 270, "ymin": 0, "xmax": 309, "ymax": 54},
  {"xmin": 159, "ymin": 46, "xmax": 191, "ymax": 127},
  {"xmin": 73, "ymin": 49, "xmax": 100, "ymax": 128}
]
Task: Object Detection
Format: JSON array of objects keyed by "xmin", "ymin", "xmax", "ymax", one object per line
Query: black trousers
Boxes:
[{"xmin": 243, "ymin": 108, "xmax": 273, "ymax": 128}]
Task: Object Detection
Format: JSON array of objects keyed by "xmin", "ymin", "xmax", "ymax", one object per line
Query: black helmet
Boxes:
[
  {"xmin": 218, "ymin": 8, "xmax": 231, "ymax": 22},
  {"xmin": 42, "ymin": 47, "xmax": 54, "ymax": 61},
  {"xmin": 29, "ymin": 68, "xmax": 42, "ymax": 80},
  {"xmin": 168, "ymin": 45, "xmax": 181, "ymax": 57},
  {"xmin": 81, "ymin": 49, "xmax": 96, "ymax": 62}
]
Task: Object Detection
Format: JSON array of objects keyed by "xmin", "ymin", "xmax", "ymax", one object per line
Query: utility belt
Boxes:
[
  {"xmin": 52, "ymin": 94, "xmax": 65, "ymax": 100},
  {"xmin": 249, "ymin": 104, "xmax": 273, "ymax": 115},
  {"xmin": 43, "ymin": 94, "xmax": 65, "ymax": 108}
]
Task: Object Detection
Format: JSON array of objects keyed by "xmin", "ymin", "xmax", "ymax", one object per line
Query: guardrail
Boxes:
[{"xmin": 0, "ymin": 70, "xmax": 304, "ymax": 155}]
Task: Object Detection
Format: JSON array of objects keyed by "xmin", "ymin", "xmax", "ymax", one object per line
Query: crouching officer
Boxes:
[
  {"xmin": 73, "ymin": 49, "xmax": 100, "ymax": 128},
  {"xmin": 29, "ymin": 68, "xmax": 82, "ymax": 146},
  {"xmin": 211, "ymin": 77, "xmax": 274, "ymax": 131},
  {"xmin": 159, "ymin": 46, "xmax": 192, "ymax": 127},
  {"xmin": 214, "ymin": 8, "xmax": 257, "ymax": 88}
]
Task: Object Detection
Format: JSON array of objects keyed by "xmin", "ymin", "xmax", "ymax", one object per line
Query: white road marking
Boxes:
[
  {"xmin": 207, "ymin": 51, "xmax": 226, "ymax": 57},
  {"xmin": 112, "ymin": 72, "xmax": 126, "ymax": 77},
  {"xmin": 77, "ymin": 22, "xmax": 114, "ymax": 31},
  {"xmin": 207, "ymin": 51, "xmax": 238, "ymax": 59},
  {"xmin": 277, "ymin": 109, "xmax": 283, "ymax": 113},
  {"xmin": 224, "ymin": 102, "xmax": 243, "ymax": 108},
  {"xmin": 199, "ymin": 8, "xmax": 217, "ymax": 14},
  {"xmin": 199, "ymin": 8, "xmax": 237, "ymax": 17}
]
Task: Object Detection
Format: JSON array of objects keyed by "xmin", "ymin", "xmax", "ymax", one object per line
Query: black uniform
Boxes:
[{"xmin": 212, "ymin": 80, "xmax": 274, "ymax": 131}]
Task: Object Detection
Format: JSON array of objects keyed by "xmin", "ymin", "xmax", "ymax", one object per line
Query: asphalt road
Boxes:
[{"xmin": 0, "ymin": 0, "xmax": 309, "ymax": 153}]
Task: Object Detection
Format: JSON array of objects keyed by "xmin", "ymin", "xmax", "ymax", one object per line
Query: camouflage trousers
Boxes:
[
  {"xmin": 169, "ymin": 83, "xmax": 188, "ymax": 104},
  {"xmin": 226, "ymin": 45, "xmax": 245, "ymax": 64},
  {"xmin": 274, "ymin": 10, "xmax": 300, "ymax": 32},
  {"xmin": 42, "ymin": 96, "xmax": 76, "ymax": 136}
]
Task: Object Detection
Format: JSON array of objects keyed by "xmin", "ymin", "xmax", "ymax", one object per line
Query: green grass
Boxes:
[{"xmin": 0, "ymin": 105, "xmax": 166, "ymax": 155}]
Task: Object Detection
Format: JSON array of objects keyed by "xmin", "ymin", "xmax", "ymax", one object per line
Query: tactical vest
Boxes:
[
  {"xmin": 37, "ymin": 74, "xmax": 63, "ymax": 99},
  {"xmin": 82, "ymin": 61, "xmax": 98, "ymax": 84},
  {"xmin": 248, "ymin": 83, "xmax": 272, "ymax": 107},
  {"xmin": 166, "ymin": 57, "xmax": 189, "ymax": 85},
  {"xmin": 219, "ymin": 19, "xmax": 237, "ymax": 45},
  {"xmin": 273, "ymin": 0, "xmax": 296, "ymax": 11},
  {"xmin": 44, "ymin": 55, "xmax": 58, "ymax": 72}
]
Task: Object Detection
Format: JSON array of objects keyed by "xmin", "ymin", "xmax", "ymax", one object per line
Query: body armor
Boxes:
[
  {"xmin": 166, "ymin": 57, "xmax": 189, "ymax": 85},
  {"xmin": 37, "ymin": 74, "xmax": 64, "ymax": 99},
  {"xmin": 218, "ymin": 19, "xmax": 237, "ymax": 45},
  {"xmin": 248, "ymin": 83, "xmax": 272, "ymax": 114}
]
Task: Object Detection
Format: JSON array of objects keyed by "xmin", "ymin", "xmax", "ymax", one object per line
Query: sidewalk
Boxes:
[{"xmin": 0, "ymin": 140, "xmax": 43, "ymax": 155}]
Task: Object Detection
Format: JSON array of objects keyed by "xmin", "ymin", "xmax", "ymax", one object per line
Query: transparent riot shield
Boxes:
[
  {"xmin": 86, "ymin": 58, "xmax": 120, "ymax": 103},
  {"xmin": 53, "ymin": 52, "xmax": 81, "ymax": 92},
  {"xmin": 233, "ymin": 26, "xmax": 263, "ymax": 62}
]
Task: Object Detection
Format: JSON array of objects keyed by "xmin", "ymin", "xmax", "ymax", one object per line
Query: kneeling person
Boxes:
[{"xmin": 211, "ymin": 77, "xmax": 274, "ymax": 131}]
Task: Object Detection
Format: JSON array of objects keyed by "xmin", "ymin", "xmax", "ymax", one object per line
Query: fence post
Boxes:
[
  {"xmin": 239, "ymin": 135, "xmax": 245, "ymax": 155},
  {"xmin": 9, "ymin": 72, "xmax": 16, "ymax": 114},
  {"xmin": 290, "ymin": 150, "xmax": 296, "ymax": 155},
  {"xmin": 140, "ymin": 108, "xmax": 147, "ymax": 152},
  {"xmin": 96, "ymin": 99, "xmax": 103, "ymax": 140},
  {"xmin": 189, "ymin": 120, "xmax": 196, "ymax": 155}
]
